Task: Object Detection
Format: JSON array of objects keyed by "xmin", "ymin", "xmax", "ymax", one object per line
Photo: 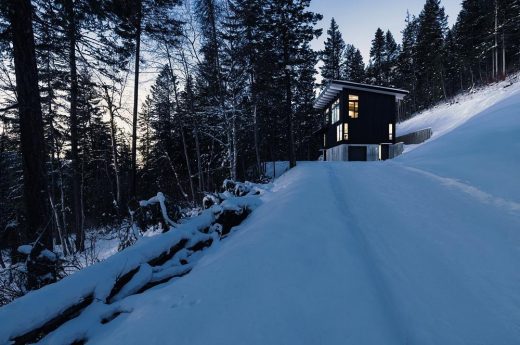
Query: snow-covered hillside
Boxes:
[
  {"xmin": 87, "ymin": 80, "xmax": 519, "ymax": 344},
  {"xmin": 397, "ymin": 75, "xmax": 520, "ymax": 150},
  {"xmin": 1, "ymin": 80, "xmax": 520, "ymax": 344}
]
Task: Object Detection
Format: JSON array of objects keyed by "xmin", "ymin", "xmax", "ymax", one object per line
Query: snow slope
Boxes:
[
  {"xmin": 79, "ymin": 82, "xmax": 520, "ymax": 344},
  {"xmin": 2, "ymin": 81, "xmax": 520, "ymax": 344},
  {"xmin": 397, "ymin": 76, "xmax": 520, "ymax": 144}
]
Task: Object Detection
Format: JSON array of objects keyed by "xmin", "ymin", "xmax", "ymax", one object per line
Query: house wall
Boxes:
[
  {"xmin": 323, "ymin": 88, "xmax": 397, "ymax": 149},
  {"xmin": 325, "ymin": 144, "xmax": 380, "ymax": 162}
]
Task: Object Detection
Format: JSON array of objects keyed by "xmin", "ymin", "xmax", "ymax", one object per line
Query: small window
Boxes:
[
  {"xmin": 325, "ymin": 108, "xmax": 330, "ymax": 124},
  {"xmin": 331, "ymin": 99, "xmax": 340, "ymax": 123},
  {"xmin": 323, "ymin": 133, "xmax": 326, "ymax": 147},
  {"xmin": 348, "ymin": 95, "xmax": 359, "ymax": 118},
  {"xmin": 336, "ymin": 124, "xmax": 343, "ymax": 142},
  {"xmin": 343, "ymin": 123, "xmax": 349, "ymax": 140},
  {"xmin": 389, "ymin": 123, "xmax": 393, "ymax": 140}
]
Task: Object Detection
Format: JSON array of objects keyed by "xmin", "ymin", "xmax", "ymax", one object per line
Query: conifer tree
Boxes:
[
  {"xmin": 368, "ymin": 28, "xmax": 386, "ymax": 84},
  {"xmin": 415, "ymin": 0, "xmax": 448, "ymax": 107},
  {"xmin": 383, "ymin": 30, "xmax": 399, "ymax": 86},
  {"xmin": 320, "ymin": 18, "xmax": 345, "ymax": 84},
  {"xmin": 343, "ymin": 44, "xmax": 366, "ymax": 83}
]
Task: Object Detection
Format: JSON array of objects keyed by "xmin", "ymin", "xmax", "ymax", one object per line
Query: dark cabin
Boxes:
[{"xmin": 314, "ymin": 80, "xmax": 409, "ymax": 161}]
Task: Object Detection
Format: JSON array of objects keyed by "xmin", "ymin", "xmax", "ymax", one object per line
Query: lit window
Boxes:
[
  {"xmin": 343, "ymin": 123, "xmax": 349, "ymax": 140},
  {"xmin": 389, "ymin": 123, "xmax": 393, "ymax": 140},
  {"xmin": 336, "ymin": 124, "xmax": 343, "ymax": 142},
  {"xmin": 348, "ymin": 95, "xmax": 359, "ymax": 118},
  {"xmin": 325, "ymin": 108, "xmax": 330, "ymax": 124},
  {"xmin": 331, "ymin": 99, "xmax": 340, "ymax": 123},
  {"xmin": 323, "ymin": 133, "xmax": 326, "ymax": 147}
]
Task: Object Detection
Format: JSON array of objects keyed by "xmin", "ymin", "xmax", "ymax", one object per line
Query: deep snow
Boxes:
[
  {"xmin": 1, "ymin": 80, "xmax": 520, "ymax": 344},
  {"xmin": 85, "ymin": 81, "xmax": 520, "ymax": 344}
]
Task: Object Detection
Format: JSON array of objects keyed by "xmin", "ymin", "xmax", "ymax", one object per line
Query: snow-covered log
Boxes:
[{"xmin": 0, "ymin": 183, "xmax": 269, "ymax": 344}]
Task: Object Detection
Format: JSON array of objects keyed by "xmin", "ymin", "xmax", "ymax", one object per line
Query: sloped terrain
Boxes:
[
  {"xmin": 84, "ymin": 82, "xmax": 520, "ymax": 344},
  {"xmin": 1, "ymin": 80, "xmax": 520, "ymax": 344}
]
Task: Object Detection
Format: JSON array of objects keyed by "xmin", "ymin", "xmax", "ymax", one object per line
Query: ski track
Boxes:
[
  {"xmin": 400, "ymin": 164, "xmax": 520, "ymax": 215},
  {"xmin": 325, "ymin": 164, "xmax": 406, "ymax": 344}
]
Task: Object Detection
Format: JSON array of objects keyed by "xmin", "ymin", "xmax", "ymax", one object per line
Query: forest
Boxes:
[{"xmin": 0, "ymin": 0, "xmax": 519, "ymax": 303}]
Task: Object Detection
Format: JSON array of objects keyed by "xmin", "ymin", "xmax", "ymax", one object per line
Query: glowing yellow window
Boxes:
[
  {"xmin": 348, "ymin": 95, "xmax": 359, "ymax": 118},
  {"xmin": 343, "ymin": 123, "xmax": 349, "ymax": 140}
]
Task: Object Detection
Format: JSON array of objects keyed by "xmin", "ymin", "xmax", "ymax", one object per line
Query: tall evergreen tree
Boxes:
[
  {"xmin": 342, "ymin": 44, "xmax": 366, "ymax": 82},
  {"xmin": 4, "ymin": 0, "xmax": 52, "ymax": 288},
  {"xmin": 383, "ymin": 30, "xmax": 399, "ymax": 86},
  {"xmin": 368, "ymin": 27, "xmax": 386, "ymax": 84},
  {"xmin": 415, "ymin": 0, "xmax": 448, "ymax": 107},
  {"xmin": 320, "ymin": 18, "xmax": 345, "ymax": 84}
]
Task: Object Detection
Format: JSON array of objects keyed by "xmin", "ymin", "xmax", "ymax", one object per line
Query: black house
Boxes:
[{"xmin": 314, "ymin": 80, "xmax": 409, "ymax": 161}]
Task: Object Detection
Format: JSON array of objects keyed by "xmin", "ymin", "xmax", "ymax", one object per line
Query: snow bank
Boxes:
[
  {"xmin": 0, "ymin": 186, "xmax": 266, "ymax": 344},
  {"xmin": 397, "ymin": 75, "xmax": 520, "ymax": 151},
  {"xmin": 397, "ymin": 78, "xmax": 520, "ymax": 204}
]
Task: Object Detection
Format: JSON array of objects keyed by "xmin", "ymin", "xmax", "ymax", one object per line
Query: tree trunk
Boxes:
[
  {"xmin": 253, "ymin": 104, "xmax": 261, "ymax": 177},
  {"xmin": 103, "ymin": 87, "xmax": 122, "ymax": 213},
  {"xmin": 193, "ymin": 125, "xmax": 204, "ymax": 194},
  {"xmin": 172, "ymin": 80, "xmax": 196, "ymax": 204},
  {"xmin": 130, "ymin": 1, "xmax": 142, "ymax": 199},
  {"xmin": 64, "ymin": 0, "xmax": 84, "ymax": 251},
  {"xmin": 283, "ymin": 29, "xmax": 296, "ymax": 169},
  {"xmin": 6, "ymin": 0, "xmax": 50, "ymax": 249},
  {"xmin": 502, "ymin": 33, "xmax": 506, "ymax": 78}
]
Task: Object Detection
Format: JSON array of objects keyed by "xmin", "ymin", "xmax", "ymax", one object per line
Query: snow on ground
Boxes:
[
  {"xmin": 80, "ymin": 81, "xmax": 520, "ymax": 344},
  {"xmin": 397, "ymin": 74, "xmax": 520, "ymax": 153},
  {"xmin": 397, "ymin": 76, "xmax": 520, "ymax": 204},
  {"xmin": 2, "ymin": 81, "xmax": 520, "ymax": 344}
]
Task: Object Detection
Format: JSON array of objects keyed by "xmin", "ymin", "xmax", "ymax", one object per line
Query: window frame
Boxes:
[
  {"xmin": 343, "ymin": 123, "xmax": 349, "ymax": 140},
  {"xmin": 348, "ymin": 94, "xmax": 359, "ymax": 119},
  {"xmin": 331, "ymin": 98, "xmax": 340, "ymax": 124},
  {"xmin": 336, "ymin": 124, "xmax": 343, "ymax": 142}
]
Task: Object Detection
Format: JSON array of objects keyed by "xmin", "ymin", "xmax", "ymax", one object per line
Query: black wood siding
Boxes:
[{"xmin": 323, "ymin": 88, "xmax": 396, "ymax": 148}]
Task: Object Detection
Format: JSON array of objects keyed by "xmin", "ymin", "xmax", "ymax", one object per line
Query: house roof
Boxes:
[{"xmin": 314, "ymin": 80, "xmax": 409, "ymax": 110}]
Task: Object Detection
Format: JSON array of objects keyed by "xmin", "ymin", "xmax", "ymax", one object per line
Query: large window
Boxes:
[
  {"xmin": 348, "ymin": 95, "xmax": 359, "ymax": 118},
  {"xmin": 336, "ymin": 124, "xmax": 343, "ymax": 142},
  {"xmin": 331, "ymin": 99, "xmax": 340, "ymax": 123},
  {"xmin": 343, "ymin": 123, "xmax": 349, "ymax": 140},
  {"xmin": 389, "ymin": 123, "xmax": 393, "ymax": 140}
]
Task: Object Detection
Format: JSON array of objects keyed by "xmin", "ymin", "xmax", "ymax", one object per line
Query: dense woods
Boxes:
[{"xmin": 0, "ymin": 0, "xmax": 519, "ymax": 300}]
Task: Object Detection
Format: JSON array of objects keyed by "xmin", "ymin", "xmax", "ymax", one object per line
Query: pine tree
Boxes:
[
  {"xmin": 343, "ymin": 44, "xmax": 366, "ymax": 83},
  {"xmin": 383, "ymin": 30, "xmax": 399, "ymax": 86},
  {"xmin": 397, "ymin": 12, "xmax": 418, "ymax": 110},
  {"xmin": 264, "ymin": 0, "xmax": 322, "ymax": 168},
  {"xmin": 320, "ymin": 18, "xmax": 345, "ymax": 84},
  {"xmin": 294, "ymin": 42, "xmax": 320, "ymax": 160},
  {"xmin": 368, "ymin": 28, "xmax": 386, "ymax": 84},
  {"xmin": 415, "ymin": 0, "xmax": 448, "ymax": 107},
  {"xmin": 454, "ymin": 0, "xmax": 493, "ymax": 87},
  {"xmin": 4, "ymin": 0, "xmax": 53, "ymax": 288}
]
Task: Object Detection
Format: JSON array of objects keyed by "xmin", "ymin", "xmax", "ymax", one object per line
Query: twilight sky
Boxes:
[{"xmin": 309, "ymin": 0, "xmax": 462, "ymax": 64}]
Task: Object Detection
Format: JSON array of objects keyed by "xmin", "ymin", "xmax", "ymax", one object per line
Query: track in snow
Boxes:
[{"xmin": 87, "ymin": 161, "xmax": 520, "ymax": 345}]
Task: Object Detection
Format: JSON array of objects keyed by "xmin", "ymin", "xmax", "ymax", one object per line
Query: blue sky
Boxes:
[{"xmin": 309, "ymin": 0, "xmax": 462, "ymax": 64}]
